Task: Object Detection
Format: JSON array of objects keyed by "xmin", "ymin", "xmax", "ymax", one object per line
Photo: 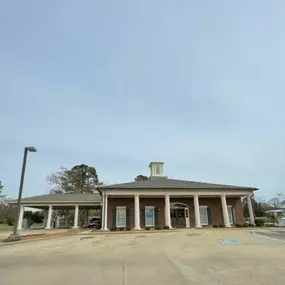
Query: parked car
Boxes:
[{"xmin": 88, "ymin": 218, "xmax": 101, "ymax": 229}]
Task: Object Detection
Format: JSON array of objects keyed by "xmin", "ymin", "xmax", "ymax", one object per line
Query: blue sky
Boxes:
[{"xmin": 1, "ymin": 1, "xmax": 285, "ymax": 199}]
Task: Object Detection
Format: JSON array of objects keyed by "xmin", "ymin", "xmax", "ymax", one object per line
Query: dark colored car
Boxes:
[{"xmin": 88, "ymin": 218, "xmax": 101, "ymax": 229}]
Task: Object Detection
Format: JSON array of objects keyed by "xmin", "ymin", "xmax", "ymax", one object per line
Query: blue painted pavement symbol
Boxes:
[{"xmin": 219, "ymin": 238, "xmax": 238, "ymax": 244}]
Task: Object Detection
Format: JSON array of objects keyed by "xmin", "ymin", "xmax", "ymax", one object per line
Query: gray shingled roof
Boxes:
[
  {"xmin": 8, "ymin": 193, "xmax": 102, "ymax": 204},
  {"xmin": 98, "ymin": 178, "xmax": 257, "ymax": 190}
]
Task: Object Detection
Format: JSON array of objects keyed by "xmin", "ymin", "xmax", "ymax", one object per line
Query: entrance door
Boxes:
[
  {"xmin": 170, "ymin": 203, "xmax": 190, "ymax": 228},
  {"xmin": 171, "ymin": 208, "xmax": 186, "ymax": 228}
]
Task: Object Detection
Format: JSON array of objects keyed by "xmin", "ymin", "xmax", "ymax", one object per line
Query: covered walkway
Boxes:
[{"xmin": 8, "ymin": 193, "xmax": 102, "ymax": 230}]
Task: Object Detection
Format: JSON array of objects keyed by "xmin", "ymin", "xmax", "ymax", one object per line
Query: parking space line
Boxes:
[{"xmin": 252, "ymin": 231, "xmax": 285, "ymax": 243}]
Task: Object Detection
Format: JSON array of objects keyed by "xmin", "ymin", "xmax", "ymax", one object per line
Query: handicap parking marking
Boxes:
[{"xmin": 219, "ymin": 238, "xmax": 238, "ymax": 244}]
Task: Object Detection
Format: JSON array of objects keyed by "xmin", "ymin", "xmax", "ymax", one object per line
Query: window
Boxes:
[
  {"xmin": 156, "ymin": 166, "xmax": 160, "ymax": 175},
  {"xmin": 199, "ymin": 206, "xmax": 208, "ymax": 225},
  {"xmin": 227, "ymin": 206, "xmax": 234, "ymax": 225},
  {"xmin": 116, "ymin": 206, "xmax": 126, "ymax": 227},
  {"xmin": 145, "ymin": 206, "xmax": 155, "ymax": 227}
]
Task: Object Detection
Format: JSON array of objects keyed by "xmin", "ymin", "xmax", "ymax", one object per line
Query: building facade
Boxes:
[
  {"xmin": 10, "ymin": 161, "xmax": 257, "ymax": 230},
  {"xmin": 98, "ymin": 162, "xmax": 257, "ymax": 230}
]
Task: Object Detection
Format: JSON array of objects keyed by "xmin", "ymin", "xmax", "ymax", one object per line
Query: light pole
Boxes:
[{"xmin": 10, "ymin": 146, "xmax": 37, "ymax": 240}]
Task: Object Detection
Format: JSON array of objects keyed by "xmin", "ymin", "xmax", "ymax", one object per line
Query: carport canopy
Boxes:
[{"xmin": 8, "ymin": 193, "xmax": 103, "ymax": 230}]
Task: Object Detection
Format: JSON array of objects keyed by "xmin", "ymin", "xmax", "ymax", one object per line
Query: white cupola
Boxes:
[{"xmin": 149, "ymin": 161, "xmax": 167, "ymax": 178}]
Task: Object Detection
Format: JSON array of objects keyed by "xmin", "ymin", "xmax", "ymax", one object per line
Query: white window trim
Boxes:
[
  {"xmin": 227, "ymin": 205, "xmax": 234, "ymax": 225},
  {"xmin": 199, "ymin": 205, "xmax": 208, "ymax": 225},
  {"xmin": 145, "ymin": 206, "xmax": 155, "ymax": 227},
  {"xmin": 116, "ymin": 206, "xmax": 126, "ymax": 228}
]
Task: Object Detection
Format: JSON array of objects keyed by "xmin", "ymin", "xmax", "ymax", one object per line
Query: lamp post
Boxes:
[{"xmin": 10, "ymin": 146, "xmax": 37, "ymax": 240}]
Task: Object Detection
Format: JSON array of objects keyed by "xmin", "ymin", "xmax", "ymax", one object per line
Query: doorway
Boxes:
[{"xmin": 170, "ymin": 203, "xmax": 190, "ymax": 228}]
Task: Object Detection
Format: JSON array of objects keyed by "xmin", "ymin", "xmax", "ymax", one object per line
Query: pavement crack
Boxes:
[{"xmin": 122, "ymin": 259, "xmax": 127, "ymax": 285}]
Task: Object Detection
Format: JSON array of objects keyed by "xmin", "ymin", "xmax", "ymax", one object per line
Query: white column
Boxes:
[
  {"xmin": 134, "ymin": 194, "xmax": 141, "ymax": 230},
  {"xmin": 65, "ymin": 210, "xmax": 69, "ymax": 228},
  {"xmin": 164, "ymin": 195, "xmax": 172, "ymax": 229},
  {"xmin": 101, "ymin": 193, "xmax": 105, "ymax": 230},
  {"xmin": 85, "ymin": 209, "xmax": 89, "ymax": 226},
  {"xmin": 17, "ymin": 206, "xmax": 24, "ymax": 230},
  {"xmin": 221, "ymin": 195, "xmax": 231, "ymax": 227},
  {"xmin": 194, "ymin": 195, "xmax": 202, "ymax": 228},
  {"xmin": 247, "ymin": 195, "xmax": 255, "ymax": 225},
  {"xmin": 45, "ymin": 205, "xmax": 53, "ymax": 229},
  {"xmin": 56, "ymin": 214, "xmax": 60, "ymax": 228},
  {"xmin": 104, "ymin": 194, "xmax": 108, "ymax": 230},
  {"xmin": 73, "ymin": 205, "xmax": 79, "ymax": 228},
  {"xmin": 43, "ymin": 209, "xmax": 47, "ymax": 228}
]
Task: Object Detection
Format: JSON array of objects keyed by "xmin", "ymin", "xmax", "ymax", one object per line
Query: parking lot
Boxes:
[
  {"xmin": 253, "ymin": 229, "xmax": 285, "ymax": 241},
  {"xmin": 0, "ymin": 229, "xmax": 285, "ymax": 285}
]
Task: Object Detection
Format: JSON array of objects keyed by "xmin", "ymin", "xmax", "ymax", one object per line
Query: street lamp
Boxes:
[{"xmin": 10, "ymin": 146, "xmax": 37, "ymax": 240}]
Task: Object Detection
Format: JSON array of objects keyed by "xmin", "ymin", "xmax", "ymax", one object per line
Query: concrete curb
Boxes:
[
  {"xmin": 78, "ymin": 229, "xmax": 180, "ymax": 235},
  {"xmin": 0, "ymin": 231, "xmax": 78, "ymax": 247}
]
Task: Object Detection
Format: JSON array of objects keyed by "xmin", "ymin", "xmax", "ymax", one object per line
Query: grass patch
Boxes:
[{"xmin": 0, "ymin": 224, "xmax": 13, "ymax": 231}]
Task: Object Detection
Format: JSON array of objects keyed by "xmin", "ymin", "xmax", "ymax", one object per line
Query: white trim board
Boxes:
[{"xmin": 105, "ymin": 190, "xmax": 252, "ymax": 196}]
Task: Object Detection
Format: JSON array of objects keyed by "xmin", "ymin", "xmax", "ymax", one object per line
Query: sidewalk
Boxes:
[{"xmin": 0, "ymin": 229, "xmax": 78, "ymax": 245}]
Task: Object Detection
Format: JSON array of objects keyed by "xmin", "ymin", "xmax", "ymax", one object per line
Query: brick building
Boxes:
[
  {"xmin": 98, "ymin": 161, "xmax": 257, "ymax": 229},
  {"xmin": 10, "ymin": 161, "xmax": 257, "ymax": 230}
]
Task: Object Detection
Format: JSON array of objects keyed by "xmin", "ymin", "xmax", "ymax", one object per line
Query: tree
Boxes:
[
  {"xmin": 23, "ymin": 211, "xmax": 44, "ymax": 223},
  {"xmin": 0, "ymin": 181, "xmax": 5, "ymax": 200},
  {"xmin": 243, "ymin": 196, "xmax": 270, "ymax": 218},
  {"xmin": 268, "ymin": 193, "xmax": 285, "ymax": 209},
  {"xmin": 135, "ymin": 175, "xmax": 148, "ymax": 182},
  {"xmin": 47, "ymin": 164, "xmax": 102, "ymax": 194}
]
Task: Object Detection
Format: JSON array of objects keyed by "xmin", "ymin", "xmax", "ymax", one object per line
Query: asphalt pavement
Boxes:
[
  {"xmin": 254, "ymin": 229, "xmax": 285, "ymax": 241},
  {"xmin": 1, "ymin": 229, "xmax": 285, "ymax": 285}
]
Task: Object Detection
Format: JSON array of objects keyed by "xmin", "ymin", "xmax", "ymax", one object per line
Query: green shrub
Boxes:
[
  {"xmin": 219, "ymin": 224, "xmax": 225, "ymax": 228},
  {"xmin": 155, "ymin": 226, "xmax": 162, "ymax": 230},
  {"xmin": 145, "ymin": 227, "xmax": 150, "ymax": 230},
  {"xmin": 6, "ymin": 217, "xmax": 14, "ymax": 226},
  {"xmin": 162, "ymin": 226, "xmax": 169, "ymax": 230},
  {"xmin": 213, "ymin": 225, "xmax": 219, "ymax": 228},
  {"xmin": 248, "ymin": 223, "xmax": 255, "ymax": 227},
  {"xmin": 235, "ymin": 224, "xmax": 243, "ymax": 227},
  {"xmin": 126, "ymin": 227, "xmax": 131, "ymax": 231},
  {"xmin": 243, "ymin": 223, "xmax": 249, "ymax": 227},
  {"xmin": 119, "ymin": 228, "xmax": 125, "ymax": 231},
  {"xmin": 110, "ymin": 227, "xmax": 117, "ymax": 231},
  {"xmin": 255, "ymin": 219, "xmax": 264, "ymax": 227}
]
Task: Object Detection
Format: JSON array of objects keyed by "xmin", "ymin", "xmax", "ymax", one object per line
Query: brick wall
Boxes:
[
  {"xmin": 227, "ymin": 197, "xmax": 244, "ymax": 224},
  {"xmin": 107, "ymin": 196, "xmax": 244, "ymax": 229}
]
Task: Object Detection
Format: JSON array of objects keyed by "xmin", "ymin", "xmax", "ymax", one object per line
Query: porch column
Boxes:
[
  {"xmin": 45, "ymin": 205, "xmax": 53, "ymax": 229},
  {"xmin": 43, "ymin": 209, "xmax": 47, "ymax": 228},
  {"xmin": 56, "ymin": 213, "xmax": 60, "ymax": 228},
  {"xmin": 247, "ymin": 195, "xmax": 255, "ymax": 225},
  {"xmin": 85, "ymin": 209, "xmax": 89, "ymax": 226},
  {"xmin": 164, "ymin": 194, "xmax": 172, "ymax": 228},
  {"xmin": 194, "ymin": 195, "xmax": 202, "ymax": 228},
  {"xmin": 134, "ymin": 194, "xmax": 141, "ymax": 230},
  {"xmin": 101, "ymin": 193, "xmax": 105, "ymax": 230},
  {"xmin": 65, "ymin": 210, "xmax": 69, "ymax": 228},
  {"xmin": 73, "ymin": 205, "xmax": 79, "ymax": 228},
  {"xmin": 104, "ymin": 194, "xmax": 108, "ymax": 230},
  {"xmin": 17, "ymin": 206, "xmax": 24, "ymax": 230},
  {"xmin": 221, "ymin": 195, "xmax": 231, "ymax": 227}
]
